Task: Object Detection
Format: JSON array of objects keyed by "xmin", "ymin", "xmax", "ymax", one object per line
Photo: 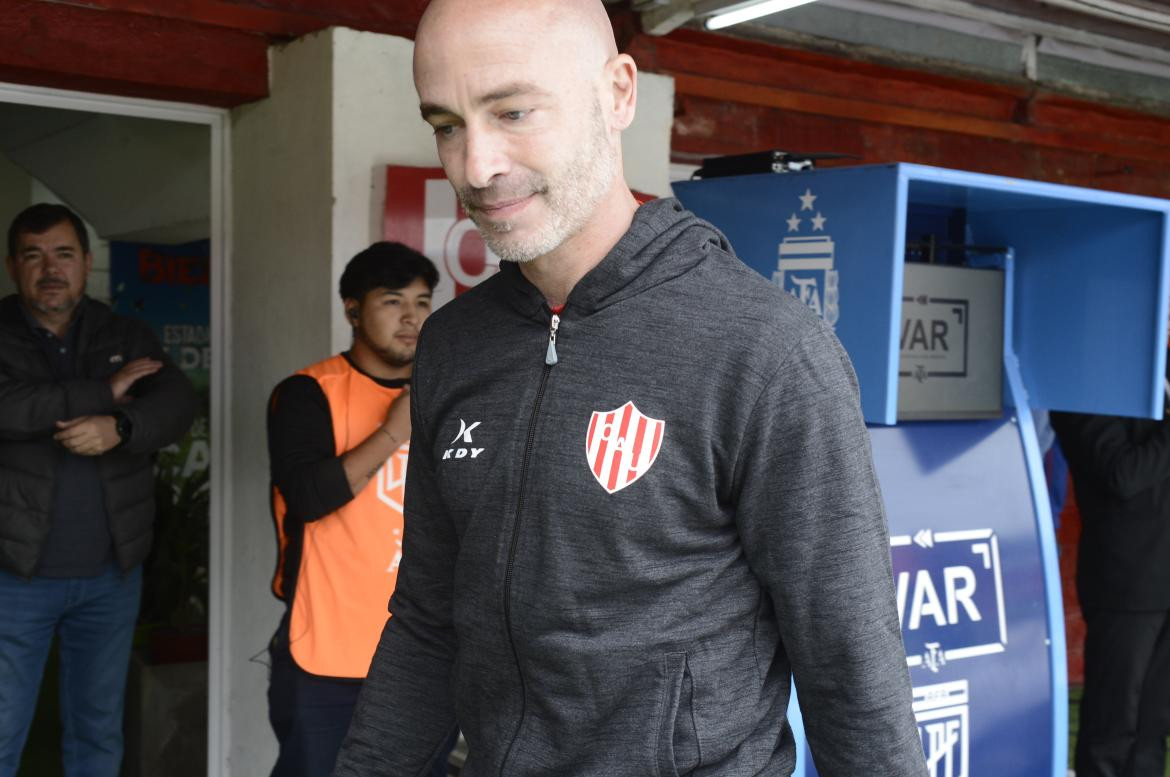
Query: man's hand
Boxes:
[
  {"xmin": 382, "ymin": 385, "xmax": 411, "ymax": 447},
  {"xmin": 342, "ymin": 387, "xmax": 412, "ymax": 495},
  {"xmin": 54, "ymin": 415, "xmax": 121, "ymax": 456},
  {"xmin": 109, "ymin": 358, "xmax": 163, "ymax": 403}
]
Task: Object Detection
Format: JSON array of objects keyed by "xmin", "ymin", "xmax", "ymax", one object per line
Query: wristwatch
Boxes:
[{"xmin": 112, "ymin": 411, "xmax": 133, "ymax": 447}]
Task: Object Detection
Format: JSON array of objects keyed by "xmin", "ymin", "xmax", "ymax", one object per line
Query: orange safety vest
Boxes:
[{"xmin": 270, "ymin": 354, "xmax": 408, "ymax": 678}]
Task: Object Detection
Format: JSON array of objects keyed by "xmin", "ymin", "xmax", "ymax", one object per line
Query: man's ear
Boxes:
[
  {"xmin": 344, "ymin": 299, "xmax": 360, "ymax": 324},
  {"xmin": 605, "ymin": 53, "xmax": 638, "ymax": 132},
  {"xmin": 4, "ymin": 255, "xmax": 14, "ymax": 284}
]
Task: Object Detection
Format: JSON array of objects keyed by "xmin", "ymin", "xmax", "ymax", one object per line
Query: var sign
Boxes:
[
  {"xmin": 899, "ymin": 296, "xmax": 969, "ymax": 381},
  {"xmin": 891, "ymin": 528, "xmax": 1007, "ymax": 672}
]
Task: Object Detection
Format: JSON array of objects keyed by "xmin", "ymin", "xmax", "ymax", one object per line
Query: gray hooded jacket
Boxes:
[{"xmin": 335, "ymin": 198, "xmax": 926, "ymax": 776}]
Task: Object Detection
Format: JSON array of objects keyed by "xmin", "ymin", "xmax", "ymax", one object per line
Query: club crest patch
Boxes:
[{"xmin": 585, "ymin": 401, "xmax": 664, "ymax": 494}]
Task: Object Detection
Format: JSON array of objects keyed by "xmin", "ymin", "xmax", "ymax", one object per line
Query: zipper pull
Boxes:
[{"xmin": 545, "ymin": 313, "xmax": 560, "ymax": 366}]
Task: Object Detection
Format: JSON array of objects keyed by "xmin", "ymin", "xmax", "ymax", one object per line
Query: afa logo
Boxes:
[
  {"xmin": 774, "ymin": 188, "xmax": 839, "ymax": 328},
  {"xmin": 914, "ymin": 680, "xmax": 970, "ymax": 777},
  {"xmin": 374, "ymin": 444, "xmax": 410, "ymax": 574}
]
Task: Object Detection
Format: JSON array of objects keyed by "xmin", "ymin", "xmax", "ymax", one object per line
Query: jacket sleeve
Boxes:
[
  {"xmin": 117, "ymin": 322, "xmax": 198, "ymax": 455},
  {"xmin": 732, "ymin": 324, "xmax": 927, "ymax": 777},
  {"xmin": 1050, "ymin": 411, "xmax": 1170, "ymax": 500},
  {"xmin": 0, "ymin": 368, "xmax": 114, "ymax": 440},
  {"xmin": 333, "ymin": 347, "xmax": 458, "ymax": 776},
  {"xmin": 267, "ymin": 375, "xmax": 354, "ymax": 522}
]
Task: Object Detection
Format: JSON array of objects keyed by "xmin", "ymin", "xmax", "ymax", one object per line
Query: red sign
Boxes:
[
  {"xmin": 383, "ymin": 166, "xmax": 499, "ymax": 308},
  {"xmin": 383, "ymin": 165, "xmax": 657, "ymax": 309}
]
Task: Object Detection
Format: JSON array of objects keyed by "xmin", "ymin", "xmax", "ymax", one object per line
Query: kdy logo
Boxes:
[
  {"xmin": 443, "ymin": 419, "xmax": 485, "ymax": 461},
  {"xmin": 585, "ymin": 402, "xmax": 664, "ymax": 494}
]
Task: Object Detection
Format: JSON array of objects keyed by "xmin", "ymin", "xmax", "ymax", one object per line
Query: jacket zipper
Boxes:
[{"xmin": 499, "ymin": 312, "xmax": 560, "ymax": 775}]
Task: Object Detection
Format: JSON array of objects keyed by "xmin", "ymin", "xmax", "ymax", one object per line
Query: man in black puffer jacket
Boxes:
[{"xmin": 0, "ymin": 203, "xmax": 196, "ymax": 777}]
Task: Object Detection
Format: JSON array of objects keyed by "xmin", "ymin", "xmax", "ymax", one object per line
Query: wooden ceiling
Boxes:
[{"xmin": 0, "ymin": 0, "xmax": 429, "ymax": 106}]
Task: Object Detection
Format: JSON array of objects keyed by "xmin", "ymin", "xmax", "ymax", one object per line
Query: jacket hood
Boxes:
[{"xmin": 497, "ymin": 197, "xmax": 730, "ymax": 319}]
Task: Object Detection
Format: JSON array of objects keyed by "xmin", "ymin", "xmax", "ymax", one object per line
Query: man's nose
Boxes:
[{"xmin": 462, "ymin": 126, "xmax": 509, "ymax": 190}]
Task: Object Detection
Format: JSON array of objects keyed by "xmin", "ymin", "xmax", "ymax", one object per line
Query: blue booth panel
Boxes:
[
  {"xmin": 674, "ymin": 164, "xmax": 1170, "ymax": 424},
  {"xmin": 674, "ymin": 166, "xmax": 905, "ymax": 424},
  {"xmin": 673, "ymin": 163, "xmax": 1170, "ymax": 777}
]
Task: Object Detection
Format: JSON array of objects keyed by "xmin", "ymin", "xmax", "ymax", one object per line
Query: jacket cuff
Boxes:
[{"xmin": 63, "ymin": 378, "xmax": 116, "ymax": 419}]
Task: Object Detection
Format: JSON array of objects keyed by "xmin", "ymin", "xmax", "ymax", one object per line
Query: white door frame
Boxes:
[{"xmin": 0, "ymin": 80, "xmax": 233, "ymax": 777}]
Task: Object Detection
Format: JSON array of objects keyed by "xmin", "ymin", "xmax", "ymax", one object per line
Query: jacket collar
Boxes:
[
  {"xmin": 0, "ymin": 294, "xmax": 111, "ymax": 344},
  {"xmin": 496, "ymin": 197, "xmax": 728, "ymax": 321}
]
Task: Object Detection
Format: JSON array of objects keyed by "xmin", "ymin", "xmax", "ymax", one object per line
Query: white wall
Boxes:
[
  {"xmin": 229, "ymin": 29, "xmax": 335, "ymax": 776},
  {"xmin": 225, "ymin": 25, "xmax": 674, "ymax": 776},
  {"xmin": 0, "ymin": 152, "xmax": 29, "ymax": 298},
  {"xmin": 624, "ymin": 71, "xmax": 675, "ymax": 199},
  {"xmin": 329, "ymin": 28, "xmax": 439, "ymax": 354}
]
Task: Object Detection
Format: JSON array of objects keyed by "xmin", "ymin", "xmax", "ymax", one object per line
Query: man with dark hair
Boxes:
[
  {"xmin": 266, "ymin": 241, "xmax": 448, "ymax": 777},
  {"xmin": 0, "ymin": 202, "xmax": 197, "ymax": 777}
]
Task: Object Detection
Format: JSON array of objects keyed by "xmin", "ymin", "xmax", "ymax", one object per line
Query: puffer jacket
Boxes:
[{"xmin": 0, "ymin": 295, "xmax": 197, "ymax": 577}]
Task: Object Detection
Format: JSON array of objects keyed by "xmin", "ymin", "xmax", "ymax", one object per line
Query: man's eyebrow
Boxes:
[
  {"xmin": 420, "ymin": 102, "xmax": 453, "ymax": 122},
  {"xmin": 474, "ymin": 82, "xmax": 551, "ymax": 106},
  {"xmin": 419, "ymin": 81, "xmax": 552, "ymax": 121}
]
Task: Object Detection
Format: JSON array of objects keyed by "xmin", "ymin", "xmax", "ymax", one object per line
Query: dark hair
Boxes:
[
  {"xmin": 7, "ymin": 203, "xmax": 90, "ymax": 257},
  {"xmin": 339, "ymin": 241, "xmax": 439, "ymax": 302}
]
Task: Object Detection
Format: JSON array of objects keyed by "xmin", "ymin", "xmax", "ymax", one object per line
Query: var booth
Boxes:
[{"xmin": 674, "ymin": 164, "xmax": 1170, "ymax": 777}]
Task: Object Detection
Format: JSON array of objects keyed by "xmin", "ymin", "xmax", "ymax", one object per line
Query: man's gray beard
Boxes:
[
  {"xmin": 29, "ymin": 283, "xmax": 85, "ymax": 316},
  {"xmin": 460, "ymin": 107, "xmax": 617, "ymax": 265}
]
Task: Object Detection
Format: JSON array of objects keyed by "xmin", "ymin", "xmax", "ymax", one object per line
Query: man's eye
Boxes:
[
  {"xmin": 433, "ymin": 124, "xmax": 456, "ymax": 138},
  {"xmin": 501, "ymin": 110, "xmax": 529, "ymax": 122}
]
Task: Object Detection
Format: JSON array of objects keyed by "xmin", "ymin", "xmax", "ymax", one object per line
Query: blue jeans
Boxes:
[
  {"xmin": 0, "ymin": 563, "xmax": 142, "ymax": 777},
  {"xmin": 268, "ymin": 617, "xmax": 457, "ymax": 777}
]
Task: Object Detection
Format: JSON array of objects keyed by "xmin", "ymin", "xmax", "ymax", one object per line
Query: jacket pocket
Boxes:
[{"xmin": 656, "ymin": 651, "xmax": 700, "ymax": 777}]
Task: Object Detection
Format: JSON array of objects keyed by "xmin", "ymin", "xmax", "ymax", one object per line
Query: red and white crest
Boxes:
[{"xmin": 585, "ymin": 402, "xmax": 665, "ymax": 494}]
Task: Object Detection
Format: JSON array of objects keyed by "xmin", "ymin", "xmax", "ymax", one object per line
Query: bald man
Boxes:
[{"xmin": 333, "ymin": 2, "xmax": 927, "ymax": 775}]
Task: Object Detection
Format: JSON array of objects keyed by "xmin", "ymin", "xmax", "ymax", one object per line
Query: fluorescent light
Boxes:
[{"xmin": 704, "ymin": 0, "xmax": 819, "ymax": 29}]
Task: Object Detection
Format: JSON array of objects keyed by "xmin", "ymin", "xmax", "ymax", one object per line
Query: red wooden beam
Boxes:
[
  {"xmin": 0, "ymin": 1, "xmax": 269, "ymax": 106},
  {"xmin": 41, "ymin": 0, "xmax": 428, "ymax": 39},
  {"xmin": 627, "ymin": 28, "xmax": 1170, "ymax": 195},
  {"xmin": 672, "ymin": 72, "xmax": 1170, "ymax": 165}
]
